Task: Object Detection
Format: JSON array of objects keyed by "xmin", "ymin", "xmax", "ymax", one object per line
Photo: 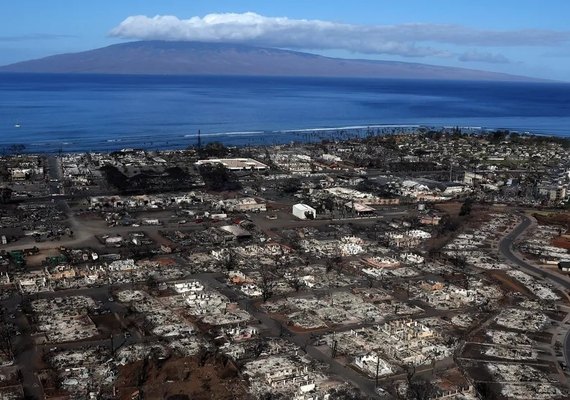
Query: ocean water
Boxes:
[{"xmin": 1, "ymin": 73, "xmax": 570, "ymax": 153}]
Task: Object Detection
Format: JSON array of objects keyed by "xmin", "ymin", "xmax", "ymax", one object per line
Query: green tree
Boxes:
[
  {"xmin": 259, "ymin": 270, "xmax": 277, "ymax": 302},
  {"xmin": 0, "ymin": 187, "xmax": 12, "ymax": 204},
  {"xmin": 99, "ymin": 165, "xmax": 128, "ymax": 192},
  {"xmin": 198, "ymin": 142, "xmax": 229, "ymax": 158},
  {"xmin": 198, "ymin": 164, "xmax": 240, "ymax": 191},
  {"xmin": 459, "ymin": 197, "xmax": 474, "ymax": 216},
  {"xmin": 146, "ymin": 275, "xmax": 159, "ymax": 291},
  {"xmin": 280, "ymin": 178, "xmax": 302, "ymax": 194}
]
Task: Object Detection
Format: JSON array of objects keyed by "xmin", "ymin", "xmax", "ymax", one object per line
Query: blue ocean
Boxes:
[{"xmin": 1, "ymin": 73, "xmax": 570, "ymax": 153}]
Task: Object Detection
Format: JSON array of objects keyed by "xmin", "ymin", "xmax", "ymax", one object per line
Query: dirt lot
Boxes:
[
  {"xmin": 436, "ymin": 367, "xmax": 475, "ymax": 392},
  {"xmin": 90, "ymin": 313, "xmax": 125, "ymax": 334},
  {"xmin": 486, "ymin": 270, "xmax": 534, "ymax": 297},
  {"xmin": 533, "ymin": 212, "xmax": 570, "ymax": 226},
  {"xmin": 551, "ymin": 236, "xmax": 570, "ymax": 250},
  {"xmin": 114, "ymin": 353, "xmax": 248, "ymax": 400},
  {"xmin": 25, "ymin": 248, "xmax": 62, "ymax": 267}
]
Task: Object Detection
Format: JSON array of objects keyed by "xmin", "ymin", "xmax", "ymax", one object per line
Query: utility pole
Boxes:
[
  {"xmin": 197, "ymin": 129, "xmax": 202, "ymax": 149},
  {"xmin": 375, "ymin": 352, "xmax": 380, "ymax": 386},
  {"xmin": 331, "ymin": 330, "xmax": 337, "ymax": 358}
]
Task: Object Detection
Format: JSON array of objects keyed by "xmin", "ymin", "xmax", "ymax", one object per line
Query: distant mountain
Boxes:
[{"xmin": 0, "ymin": 41, "xmax": 541, "ymax": 81}]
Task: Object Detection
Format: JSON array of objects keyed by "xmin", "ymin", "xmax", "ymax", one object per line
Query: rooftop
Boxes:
[{"xmin": 195, "ymin": 158, "xmax": 268, "ymax": 170}]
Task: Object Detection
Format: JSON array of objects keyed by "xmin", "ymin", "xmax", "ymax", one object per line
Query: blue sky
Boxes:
[{"xmin": 1, "ymin": 0, "xmax": 570, "ymax": 80}]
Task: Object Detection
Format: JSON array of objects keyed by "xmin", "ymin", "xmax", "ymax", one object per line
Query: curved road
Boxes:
[
  {"xmin": 498, "ymin": 215, "xmax": 570, "ymax": 372},
  {"xmin": 499, "ymin": 215, "xmax": 570, "ymax": 289}
]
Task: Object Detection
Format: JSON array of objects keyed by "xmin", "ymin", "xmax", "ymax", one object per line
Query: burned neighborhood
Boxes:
[{"xmin": 2, "ymin": 130, "xmax": 570, "ymax": 400}]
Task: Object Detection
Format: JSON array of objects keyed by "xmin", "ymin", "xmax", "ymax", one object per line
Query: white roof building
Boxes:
[
  {"xmin": 354, "ymin": 353, "xmax": 393, "ymax": 378},
  {"xmin": 292, "ymin": 204, "xmax": 316, "ymax": 220},
  {"xmin": 195, "ymin": 158, "xmax": 268, "ymax": 171}
]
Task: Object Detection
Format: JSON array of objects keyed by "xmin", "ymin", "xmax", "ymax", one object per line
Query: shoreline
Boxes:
[{"xmin": 1, "ymin": 124, "xmax": 567, "ymax": 155}]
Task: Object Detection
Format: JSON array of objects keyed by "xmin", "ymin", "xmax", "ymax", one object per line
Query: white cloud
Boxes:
[
  {"xmin": 458, "ymin": 50, "xmax": 511, "ymax": 64},
  {"xmin": 109, "ymin": 12, "xmax": 570, "ymax": 59}
]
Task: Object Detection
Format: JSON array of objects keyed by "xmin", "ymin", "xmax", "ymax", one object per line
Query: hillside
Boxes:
[{"xmin": 0, "ymin": 41, "xmax": 540, "ymax": 81}]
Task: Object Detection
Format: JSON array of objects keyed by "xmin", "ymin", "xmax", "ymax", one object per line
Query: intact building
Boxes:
[
  {"xmin": 292, "ymin": 204, "xmax": 316, "ymax": 220},
  {"xmin": 194, "ymin": 158, "xmax": 268, "ymax": 171}
]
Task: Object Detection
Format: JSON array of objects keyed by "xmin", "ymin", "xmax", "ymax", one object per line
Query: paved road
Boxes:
[
  {"xmin": 2, "ymin": 282, "xmax": 148, "ymax": 399},
  {"xmin": 4, "ymin": 296, "xmax": 44, "ymax": 399},
  {"xmin": 498, "ymin": 215, "xmax": 570, "ymax": 377},
  {"xmin": 7, "ymin": 264, "xmax": 400, "ymax": 398},
  {"xmin": 46, "ymin": 156, "xmax": 62, "ymax": 195},
  {"xmin": 199, "ymin": 274, "xmax": 388, "ymax": 398},
  {"xmin": 499, "ymin": 215, "xmax": 570, "ymax": 289}
]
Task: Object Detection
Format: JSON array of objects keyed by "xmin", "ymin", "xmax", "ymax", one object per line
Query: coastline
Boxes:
[
  {"xmin": 2, "ymin": 74, "xmax": 570, "ymax": 154},
  {"xmin": 1, "ymin": 124, "xmax": 568, "ymax": 155}
]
